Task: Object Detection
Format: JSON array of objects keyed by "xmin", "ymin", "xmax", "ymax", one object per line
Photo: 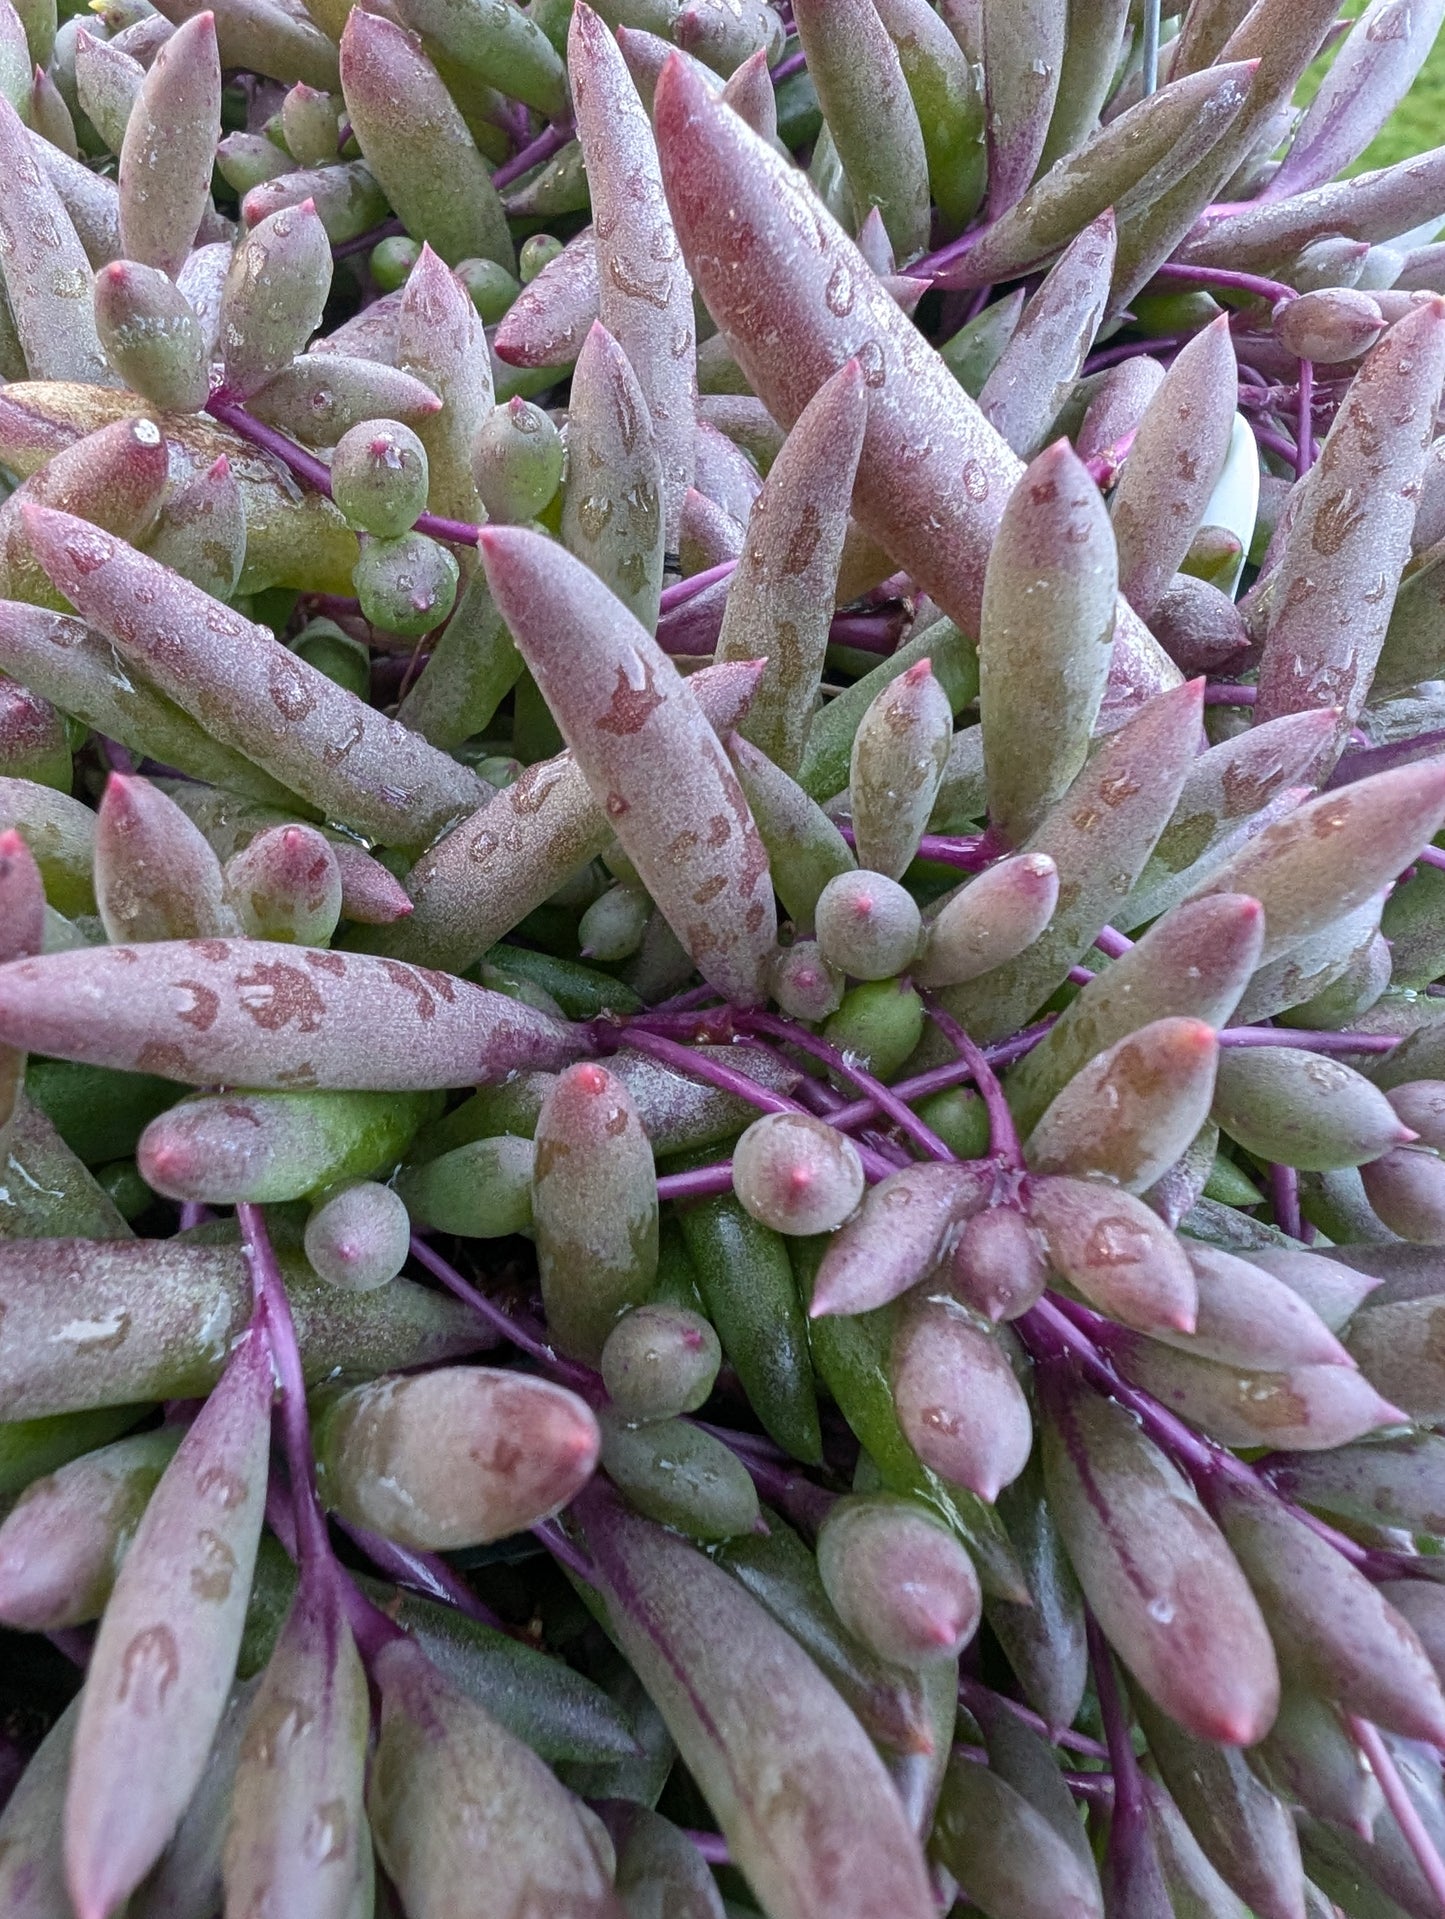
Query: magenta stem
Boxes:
[
  {"xmin": 1087, "ymin": 1614, "xmax": 1146, "ymax": 1822},
  {"xmin": 739, "ymin": 1007, "xmax": 956, "ymax": 1161},
  {"xmin": 207, "ymin": 396, "xmax": 484, "ymax": 550},
  {"xmin": 686, "ymin": 1832, "xmax": 731, "ymax": 1867},
  {"xmin": 1218, "ymin": 1027, "xmax": 1400, "ymax": 1055},
  {"xmin": 1268, "ymin": 1162, "xmax": 1303, "ymax": 1240},
  {"xmin": 769, "ymin": 46, "xmax": 806, "ymax": 81},
  {"xmin": 1253, "ymin": 421, "xmax": 1300, "ymax": 467},
  {"xmin": 1417, "ymin": 843, "xmax": 1445, "ymax": 872},
  {"xmin": 658, "ymin": 557, "xmax": 736, "ymax": 613},
  {"xmin": 491, "ymin": 115, "xmax": 575, "ymax": 191},
  {"xmin": 333, "ymin": 1515, "xmax": 506, "ymax": 1630},
  {"xmin": 532, "ymin": 1515, "xmax": 596, "ymax": 1582},
  {"xmin": 921, "ymin": 993, "xmax": 1023, "ymax": 1167},
  {"xmin": 1350, "ymin": 1716, "xmax": 1445, "ymax": 1908},
  {"xmin": 656, "ymin": 1160, "xmax": 737, "ymax": 1202},
  {"xmin": 957, "ymin": 1672, "xmax": 1109, "ymax": 1758},
  {"xmin": 1149, "ymin": 260, "xmax": 1297, "ymax": 306},
  {"xmin": 1295, "ymin": 357, "xmax": 1315, "ymax": 477},
  {"xmin": 1084, "ymin": 333, "xmax": 1187, "ymax": 375},
  {"xmin": 835, "ymin": 822, "xmax": 992, "ymax": 872},
  {"xmin": 332, "ymin": 215, "xmax": 403, "ymax": 261},
  {"xmin": 408, "ymin": 1232, "xmax": 597, "ymax": 1391},
  {"xmin": 1093, "ymin": 925, "xmax": 1133, "ymax": 958},
  {"xmin": 1203, "ymin": 682, "xmax": 1257, "ymax": 705},
  {"xmin": 612, "ymin": 1026, "xmax": 899, "ymax": 1181}
]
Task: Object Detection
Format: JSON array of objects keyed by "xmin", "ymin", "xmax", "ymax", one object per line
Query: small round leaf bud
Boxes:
[
  {"xmin": 1272, "ymin": 287, "xmax": 1385, "ymax": 364},
  {"xmin": 600, "ymin": 1304, "xmax": 722, "ymax": 1423},
  {"xmin": 731, "ymin": 1111, "xmax": 865, "ymax": 1235},
  {"xmin": 578, "ymin": 880, "xmax": 650, "ymax": 961},
  {"xmin": 280, "ymin": 82, "xmax": 342, "ymax": 167},
  {"xmin": 470, "ymin": 398, "xmax": 565, "ymax": 525},
  {"xmin": 93, "ymin": 259, "xmax": 209, "ymax": 413},
  {"xmin": 304, "ymin": 1179, "xmax": 411, "ymax": 1291},
  {"xmin": 769, "ymin": 940, "xmax": 845, "ymax": 1022},
  {"xmin": 814, "ymin": 869, "xmax": 922, "ymax": 980},
  {"xmin": 370, "ymin": 234, "xmax": 421, "ymax": 291},
  {"xmin": 353, "ymin": 531, "xmax": 459, "ymax": 637},
  {"xmin": 456, "ymin": 256, "xmax": 522, "ymax": 323},
  {"xmin": 817, "ymin": 1494, "xmax": 982, "ymax": 1668},
  {"xmin": 331, "ymin": 418, "xmax": 430, "ymax": 537},
  {"xmin": 519, "ymin": 232, "xmax": 564, "ymax": 282}
]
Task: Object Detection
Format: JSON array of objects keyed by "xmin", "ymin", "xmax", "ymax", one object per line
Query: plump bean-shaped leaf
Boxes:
[
  {"xmin": 0, "ymin": 417, "xmax": 168, "ymax": 612},
  {"xmin": 1111, "ymin": 318, "xmax": 1237, "ymax": 620},
  {"xmin": 395, "ymin": 244, "xmax": 494, "ymax": 525},
  {"xmin": 792, "ymin": 0, "xmax": 928, "ymax": 259},
  {"xmin": 652, "ymin": 54, "xmax": 1180, "ymax": 719},
  {"xmin": 218, "ymin": 198, "xmax": 333, "ymax": 401},
  {"xmin": 731, "ymin": 1110, "xmax": 864, "ymax": 1235},
  {"xmin": 95, "ymin": 773, "xmax": 236, "ymax": 945},
  {"xmin": 23, "ymin": 507, "xmax": 485, "ymax": 849},
  {"xmin": 1121, "ymin": 710, "xmax": 1337, "ymax": 932},
  {"xmin": 1256, "ymin": 299, "xmax": 1445, "ymax": 766},
  {"xmin": 340, "ymin": 10, "xmax": 511, "ymax": 270},
  {"xmin": 93, "ymin": 260, "xmax": 209, "ymax": 413},
  {"xmin": 726, "ymin": 734, "xmax": 855, "ymax": 929},
  {"xmin": 849, "ymin": 659, "xmax": 952, "ymax": 879},
  {"xmin": 0, "ymin": 1095, "xmax": 134, "ymax": 1240},
  {"xmin": 1039, "ymin": 1368, "xmax": 1279, "ymax": 1746},
  {"xmin": 576, "ymin": 1484, "xmax": 936, "ymax": 1919},
  {"xmin": 139, "ymin": 1087, "xmax": 434, "ymax": 1204},
  {"xmin": 1212, "ymin": 1045, "xmax": 1413, "ymax": 1172},
  {"xmin": 915, "ymin": 853, "xmax": 1060, "ymax": 990},
  {"xmin": 63, "ymin": 1324, "xmax": 271, "ymax": 1918},
  {"xmin": 984, "ymin": 1454, "xmax": 1089, "ymax": 1732},
  {"xmin": 1187, "ymin": 759, "xmax": 1445, "ymax": 967},
  {"xmin": 223, "ymin": 823, "xmax": 342, "ymax": 946},
  {"xmin": 933, "ymin": 678, "xmax": 1204, "ymax": 1044},
  {"xmin": 316, "ymin": 1367, "xmax": 600, "ymax": 1549},
  {"xmin": 0, "ymin": 1235, "xmax": 484, "ymax": 1418},
  {"xmin": 0, "ymin": 96, "xmax": 110, "ymax": 384},
  {"xmin": 366, "ymin": 657, "xmax": 765, "ymax": 973},
  {"xmin": 600, "ymin": 1408, "xmax": 759, "ymax": 1540},
  {"xmin": 677, "ymin": 1187, "xmax": 822, "ymax": 1464},
  {"xmin": 891, "ymin": 1292, "xmax": 1032, "ymax": 1502},
  {"xmin": 117, "ymin": 10, "xmax": 218, "ymax": 279},
  {"xmin": 818, "ymin": 1492, "xmax": 980, "ymax": 1669},
  {"xmin": 979, "ymin": 438, "xmax": 1117, "ymax": 845},
  {"xmin": 1165, "ymin": 1241, "xmax": 1352, "ymax": 1371},
  {"xmin": 480, "ymin": 525, "xmax": 776, "ymax": 1003},
  {"xmin": 1008, "ymin": 896, "xmax": 1264, "ymax": 1136},
  {"xmin": 0, "ymin": 774, "xmax": 95, "ymax": 917},
  {"xmin": 1274, "ymin": 0, "xmax": 1445, "ymax": 198},
  {"xmin": 0, "ymin": 606, "xmax": 292, "ymax": 806},
  {"xmin": 1131, "ymin": 1687, "xmax": 1306, "ymax": 1919},
  {"xmin": 980, "ymin": 0, "xmax": 1065, "ymax": 221},
  {"xmin": 0, "ymin": 937, "xmax": 580, "ymax": 1091},
  {"xmin": 872, "ymin": 0, "xmax": 983, "ymax": 234},
  {"xmin": 1212, "ymin": 1476, "xmax": 1445, "ymax": 1746},
  {"xmin": 396, "ymin": 0, "xmax": 567, "ymax": 116},
  {"xmin": 369, "ymin": 1635, "xmax": 626, "ymax": 1919},
  {"xmin": 247, "ymin": 354, "xmax": 441, "ymax": 448},
  {"xmin": 946, "ymin": 62, "xmax": 1256, "ymax": 290},
  {"xmin": 0, "ymin": 1427, "xmax": 179, "ymax": 1630},
  {"xmin": 493, "ymin": 224, "xmax": 597, "ymax": 370},
  {"xmin": 534, "ymin": 1061, "xmax": 658, "ymax": 1361},
  {"xmin": 1112, "ymin": 1337, "xmax": 1405, "ymax": 1451},
  {"xmin": 1026, "ymin": 1175, "xmax": 1198, "ymax": 1335},
  {"xmin": 222, "ymin": 1563, "xmax": 369, "ymax": 1919},
  {"xmin": 571, "ymin": 3, "xmax": 695, "ymax": 549},
  {"xmin": 561, "ymin": 320, "xmax": 666, "ymax": 631},
  {"xmin": 978, "ymin": 212, "xmax": 1116, "ymax": 459},
  {"xmin": 810, "ymin": 1160, "xmax": 990, "ymax": 1320},
  {"xmin": 715, "ymin": 359, "xmax": 867, "ymax": 775}
]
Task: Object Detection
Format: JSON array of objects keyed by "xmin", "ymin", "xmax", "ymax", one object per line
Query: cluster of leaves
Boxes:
[{"xmin": 7, "ymin": 0, "xmax": 1445, "ymax": 1914}]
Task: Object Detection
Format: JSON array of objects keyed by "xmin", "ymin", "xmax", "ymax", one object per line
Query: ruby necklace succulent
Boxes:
[{"xmin": 6, "ymin": 0, "xmax": 1445, "ymax": 1914}]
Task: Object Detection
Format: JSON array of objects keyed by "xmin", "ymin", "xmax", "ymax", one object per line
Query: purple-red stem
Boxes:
[
  {"xmin": 1093, "ymin": 925, "xmax": 1133, "ymax": 958},
  {"xmin": 1218, "ymin": 1027, "xmax": 1400, "ymax": 1055},
  {"xmin": 492, "ymin": 116, "xmax": 575, "ymax": 191},
  {"xmin": 408, "ymin": 1232, "xmax": 597, "ymax": 1391},
  {"xmin": 1349, "ymin": 1716, "xmax": 1445, "ymax": 1907},
  {"xmin": 609, "ymin": 1024, "xmax": 899, "ymax": 1181},
  {"xmin": 920, "ymin": 993, "xmax": 1022, "ymax": 1167},
  {"xmin": 1203, "ymin": 682, "xmax": 1258, "ymax": 705},
  {"xmin": 333, "ymin": 1515, "xmax": 507, "ymax": 1631},
  {"xmin": 835, "ymin": 822, "xmax": 993, "ymax": 872},
  {"xmin": 207, "ymin": 396, "xmax": 484, "ymax": 550},
  {"xmin": 740, "ymin": 1007, "xmax": 956, "ymax": 1161},
  {"xmin": 1087, "ymin": 1614, "xmax": 1145, "ymax": 1822},
  {"xmin": 1149, "ymin": 260, "xmax": 1297, "ymax": 306}
]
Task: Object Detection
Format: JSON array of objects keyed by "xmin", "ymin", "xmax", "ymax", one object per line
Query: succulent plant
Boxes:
[{"xmin": 6, "ymin": 0, "xmax": 1445, "ymax": 1913}]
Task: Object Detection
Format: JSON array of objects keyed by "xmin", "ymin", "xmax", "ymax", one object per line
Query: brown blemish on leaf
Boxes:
[
  {"xmin": 234, "ymin": 961, "xmax": 326, "ymax": 1032},
  {"xmin": 594, "ymin": 658, "xmax": 665, "ymax": 736}
]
